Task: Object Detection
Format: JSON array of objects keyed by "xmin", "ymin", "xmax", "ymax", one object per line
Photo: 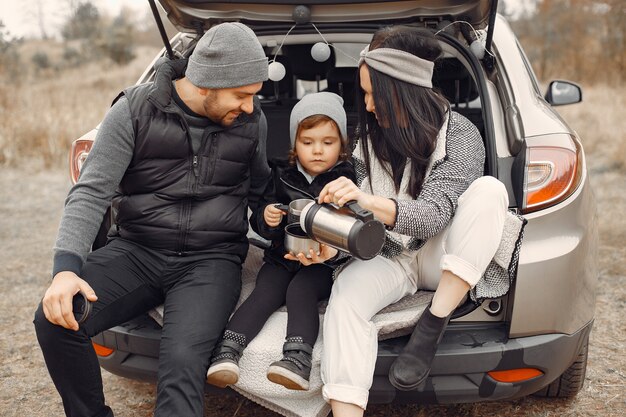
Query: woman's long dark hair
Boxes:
[{"xmin": 357, "ymin": 26, "xmax": 449, "ymax": 198}]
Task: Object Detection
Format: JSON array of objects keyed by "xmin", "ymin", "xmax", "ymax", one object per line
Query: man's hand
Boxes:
[
  {"xmin": 284, "ymin": 244, "xmax": 338, "ymax": 266},
  {"xmin": 42, "ymin": 271, "xmax": 98, "ymax": 331},
  {"xmin": 264, "ymin": 203, "xmax": 285, "ymax": 227}
]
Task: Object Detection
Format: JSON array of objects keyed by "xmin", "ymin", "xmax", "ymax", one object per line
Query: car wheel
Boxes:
[{"xmin": 533, "ymin": 335, "xmax": 588, "ymax": 398}]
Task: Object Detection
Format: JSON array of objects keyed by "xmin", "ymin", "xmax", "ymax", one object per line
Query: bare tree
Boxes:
[
  {"xmin": 61, "ymin": 1, "xmax": 101, "ymax": 40},
  {"xmin": 22, "ymin": 0, "xmax": 54, "ymax": 39},
  {"xmin": 35, "ymin": 0, "xmax": 48, "ymax": 39}
]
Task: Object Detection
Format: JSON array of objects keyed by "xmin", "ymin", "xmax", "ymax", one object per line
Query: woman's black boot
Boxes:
[
  {"xmin": 266, "ymin": 338, "xmax": 313, "ymax": 391},
  {"xmin": 388, "ymin": 304, "xmax": 451, "ymax": 391}
]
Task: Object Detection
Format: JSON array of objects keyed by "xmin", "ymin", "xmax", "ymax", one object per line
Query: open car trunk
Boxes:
[
  {"xmin": 149, "ymin": 0, "xmax": 499, "ymax": 174},
  {"xmin": 157, "ymin": 0, "xmax": 496, "ymax": 33}
]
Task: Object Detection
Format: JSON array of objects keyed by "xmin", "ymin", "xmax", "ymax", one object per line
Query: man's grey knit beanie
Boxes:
[
  {"xmin": 289, "ymin": 92, "xmax": 347, "ymax": 146},
  {"xmin": 186, "ymin": 22, "xmax": 268, "ymax": 89}
]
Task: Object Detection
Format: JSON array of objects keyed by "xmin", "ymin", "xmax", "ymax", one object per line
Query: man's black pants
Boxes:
[{"xmin": 33, "ymin": 238, "xmax": 242, "ymax": 417}]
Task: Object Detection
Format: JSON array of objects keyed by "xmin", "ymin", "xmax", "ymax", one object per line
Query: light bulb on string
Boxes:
[
  {"xmin": 470, "ymin": 36, "xmax": 486, "ymax": 60},
  {"xmin": 434, "ymin": 22, "xmax": 490, "ymax": 61},
  {"xmin": 311, "ymin": 42, "xmax": 331, "ymax": 62},
  {"xmin": 268, "ymin": 60, "xmax": 286, "ymax": 81}
]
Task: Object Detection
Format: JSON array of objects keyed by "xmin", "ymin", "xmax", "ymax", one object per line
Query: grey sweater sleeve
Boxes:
[
  {"xmin": 52, "ymin": 96, "xmax": 135, "ymax": 277},
  {"xmin": 391, "ymin": 112, "xmax": 485, "ymax": 239}
]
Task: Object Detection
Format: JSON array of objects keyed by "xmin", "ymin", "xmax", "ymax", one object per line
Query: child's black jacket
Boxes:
[{"xmin": 250, "ymin": 157, "xmax": 356, "ymax": 272}]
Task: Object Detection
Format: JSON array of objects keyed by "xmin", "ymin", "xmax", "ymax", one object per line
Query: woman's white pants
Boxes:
[{"xmin": 321, "ymin": 176, "xmax": 508, "ymax": 409}]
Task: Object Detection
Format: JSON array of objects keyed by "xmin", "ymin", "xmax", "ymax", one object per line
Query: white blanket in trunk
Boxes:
[{"xmin": 149, "ymin": 245, "xmax": 432, "ymax": 417}]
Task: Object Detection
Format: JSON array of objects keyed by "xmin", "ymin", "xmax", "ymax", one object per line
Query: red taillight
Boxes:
[
  {"xmin": 69, "ymin": 136, "xmax": 95, "ymax": 184},
  {"xmin": 521, "ymin": 134, "xmax": 583, "ymax": 214}
]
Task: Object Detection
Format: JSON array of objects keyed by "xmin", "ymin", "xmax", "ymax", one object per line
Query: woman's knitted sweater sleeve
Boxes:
[{"xmin": 391, "ymin": 112, "xmax": 485, "ymax": 239}]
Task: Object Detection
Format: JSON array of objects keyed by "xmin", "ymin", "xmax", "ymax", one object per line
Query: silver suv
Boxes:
[{"xmin": 70, "ymin": 0, "xmax": 598, "ymax": 406}]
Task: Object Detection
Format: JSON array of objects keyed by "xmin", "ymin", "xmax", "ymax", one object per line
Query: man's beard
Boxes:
[{"xmin": 202, "ymin": 92, "xmax": 237, "ymax": 126}]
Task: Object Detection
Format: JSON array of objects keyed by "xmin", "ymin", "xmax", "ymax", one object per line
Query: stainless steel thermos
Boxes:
[{"xmin": 299, "ymin": 200, "xmax": 385, "ymax": 260}]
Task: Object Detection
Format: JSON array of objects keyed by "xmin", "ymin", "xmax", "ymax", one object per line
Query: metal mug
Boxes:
[
  {"xmin": 275, "ymin": 198, "xmax": 314, "ymax": 225},
  {"xmin": 284, "ymin": 223, "xmax": 321, "ymax": 258}
]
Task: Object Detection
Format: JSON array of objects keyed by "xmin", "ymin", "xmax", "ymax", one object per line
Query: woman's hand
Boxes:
[
  {"xmin": 318, "ymin": 176, "xmax": 372, "ymax": 207},
  {"xmin": 264, "ymin": 204, "xmax": 285, "ymax": 227},
  {"xmin": 284, "ymin": 244, "xmax": 338, "ymax": 266},
  {"xmin": 318, "ymin": 176, "xmax": 398, "ymax": 227}
]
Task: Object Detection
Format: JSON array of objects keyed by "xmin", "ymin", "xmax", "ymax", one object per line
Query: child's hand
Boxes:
[
  {"xmin": 284, "ymin": 244, "xmax": 338, "ymax": 266},
  {"xmin": 264, "ymin": 204, "xmax": 285, "ymax": 227}
]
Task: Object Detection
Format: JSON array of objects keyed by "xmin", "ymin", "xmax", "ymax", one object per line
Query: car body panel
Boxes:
[
  {"xmin": 511, "ymin": 172, "xmax": 598, "ymax": 337},
  {"xmin": 158, "ymin": 0, "xmax": 494, "ymax": 32},
  {"xmin": 492, "ymin": 16, "xmax": 576, "ymax": 140}
]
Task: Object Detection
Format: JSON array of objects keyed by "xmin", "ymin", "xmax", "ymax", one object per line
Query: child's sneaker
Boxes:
[
  {"xmin": 206, "ymin": 331, "xmax": 246, "ymax": 388},
  {"xmin": 266, "ymin": 338, "xmax": 313, "ymax": 391}
]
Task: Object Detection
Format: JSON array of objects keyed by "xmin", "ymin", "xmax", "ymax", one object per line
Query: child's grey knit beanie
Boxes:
[{"xmin": 289, "ymin": 92, "xmax": 347, "ymax": 145}]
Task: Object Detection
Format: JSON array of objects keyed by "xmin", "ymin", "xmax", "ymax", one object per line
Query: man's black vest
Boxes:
[{"xmin": 112, "ymin": 59, "xmax": 261, "ymax": 261}]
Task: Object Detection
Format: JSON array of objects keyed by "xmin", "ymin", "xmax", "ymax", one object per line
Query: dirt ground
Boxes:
[{"xmin": 0, "ymin": 125, "xmax": 624, "ymax": 416}]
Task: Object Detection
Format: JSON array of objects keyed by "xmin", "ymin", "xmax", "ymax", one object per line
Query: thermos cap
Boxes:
[
  {"xmin": 299, "ymin": 200, "xmax": 316, "ymax": 231},
  {"xmin": 348, "ymin": 219, "xmax": 386, "ymax": 259}
]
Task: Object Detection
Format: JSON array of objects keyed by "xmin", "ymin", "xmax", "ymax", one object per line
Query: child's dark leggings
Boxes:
[{"xmin": 226, "ymin": 262, "xmax": 333, "ymax": 346}]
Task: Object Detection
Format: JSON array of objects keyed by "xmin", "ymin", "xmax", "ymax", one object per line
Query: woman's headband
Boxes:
[{"xmin": 359, "ymin": 46, "xmax": 434, "ymax": 88}]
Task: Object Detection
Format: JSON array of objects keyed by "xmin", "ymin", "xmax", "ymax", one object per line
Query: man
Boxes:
[{"xmin": 33, "ymin": 22, "xmax": 271, "ymax": 417}]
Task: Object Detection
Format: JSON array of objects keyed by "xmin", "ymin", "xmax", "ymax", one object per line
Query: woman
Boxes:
[{"xmin": 290, "ymin": 26, "xmax": 525, "ymax": 416}]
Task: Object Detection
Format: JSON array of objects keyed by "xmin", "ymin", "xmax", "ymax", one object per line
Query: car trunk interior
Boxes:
[
  {"xmin": 256, "ymin": 40, "xmax": 484, "ymax": 163},
  {"xmin": 153, "ymin": 31, "xmax": 488, "ymax": 163},
  {"xmin": 148, "ymin": 0, "xmax": 500, "ymax": 172}
]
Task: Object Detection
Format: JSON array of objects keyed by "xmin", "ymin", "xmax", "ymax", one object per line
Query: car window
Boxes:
[{"xmin": 333, "ymin": 43, "xmax": 365, "ymax": 67}]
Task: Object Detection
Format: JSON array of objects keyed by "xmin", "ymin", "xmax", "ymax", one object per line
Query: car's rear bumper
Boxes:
[
  {"xmin": 372, "ymin": 320, "xmax": 592, "ymax": 404},
  {"xmin": 93, "ymin": 315, "xmax": 592, "ymax": 404}
]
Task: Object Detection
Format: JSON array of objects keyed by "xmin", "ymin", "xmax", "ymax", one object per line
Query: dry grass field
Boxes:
[
  {"xmin": 0, "ymin": 43, "xmax": 160, "ymax": 167},
  {"xmin": 0, "ymin": 44, "xmax": 624, "ymax": 416}
]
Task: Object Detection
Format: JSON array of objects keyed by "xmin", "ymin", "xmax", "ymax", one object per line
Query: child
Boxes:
[{"xmin": 206, "ymin": 92, "xmax": 355, "ymax": 391}]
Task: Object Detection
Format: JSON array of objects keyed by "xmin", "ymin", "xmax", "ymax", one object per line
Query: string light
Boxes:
[
  {"xmin": 266, "ymin": 22, "xmax": 361, "ymax": 82},
  {"xmin": 269, "ymin": 19, "xmax": 488, "ymax": 82},
  {"xmin": 311, "ymin": 42, "xmax": 331, "ymax": 62},
  {"xmin": 268, "ymin": 60, "xmax": 287, "ymax": 81},
  {"xmin": 268, "ymin": 24, "xmax": 296, "ymax": 81},
  {"xmin": 311, "ymin": 23, "xmax": 359, "ymax": 65},
  {"xmin": 434, "ymin": 20, "xmax": 494, "ymax": 60}
]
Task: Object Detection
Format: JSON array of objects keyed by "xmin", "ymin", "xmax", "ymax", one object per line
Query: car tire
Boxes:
[{"xmin": 533, "ymin": 335, "xmax": 588, "ymax": 398}]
